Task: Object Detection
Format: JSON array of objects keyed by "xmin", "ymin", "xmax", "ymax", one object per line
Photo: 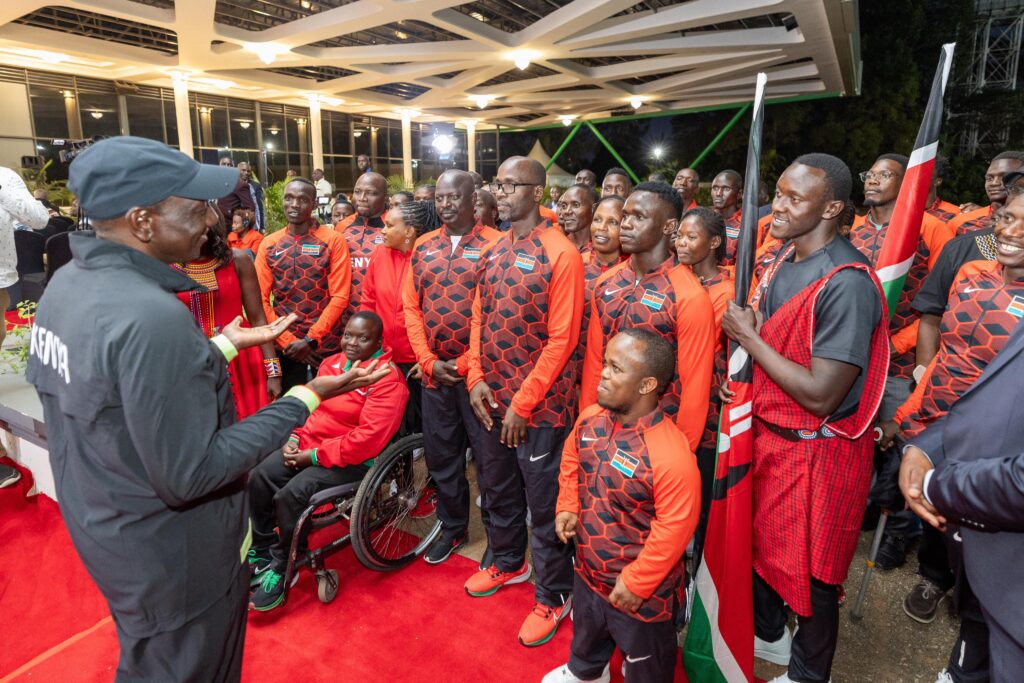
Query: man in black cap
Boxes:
[{"xmin": 28, "ymin": 136, "xmax": 389, "ymax": 682}]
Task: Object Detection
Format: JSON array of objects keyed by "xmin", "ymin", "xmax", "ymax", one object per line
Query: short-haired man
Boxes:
[
  {"xmin": 237, "ymin": 161, "xmax": 266, "ymax": 232},
  {"xmin": 722, "ymin": 153, "xmax": 888, "ymax": 683},
  {"xmin": 557, "ymin": 184, "xmax": 597, "ymax": 253},
  {"xmin": 217, "ymin": 161, "xmax": 256, "ymax": 223},
  {"xmin": 848, "ymin": 153, "xmax": 954, "ymax": 569},
  {"xmin": 357, "ymin": 154, "xmax": 373, "ymax": 174},
  {"xmin": 601, "ymin": 168, "xmax": 632, "ymax": 198},
  {"xmin": 256, "ymin": 178, "xmax": 352, "ymax": 389},
  {"xmin": 948, "ymin": 151, "xmax": 1024, "ymax": 235},
  {"xmin": 29, "ymin": 136, "xmax": 387, "ymax": 680},
  {"xmin": 469, "ymin": 170, "xmax": 485, "ymax": 190},
  {"xmin": 335, "ymin": 172, "xmax": 388, "ymax": 320},
  {"xmin": 547, "ymin": 184, "xmax": 564, "ymax": 211},
  {"xmin": 467, "ymin": 156, "xmax": 584, "ymax": 647},
  {"xmin": 672, "ymin": 168, "xmax": 700, "ymax": 213},
  {"xmin": 247, "ymin": 311, "xmax": 409, "ymax": 610},
  {"xmin": 414, "ymin": 183, "xmax": 436, "ymax": 202},
  {"xmin": 710, "ymin": 169, "xmax": 744, "ymax": 264},
  {"xmin": 575, "ymin": 169, "xmax": 597, "ymax": 190},
  {"xmin": 475, "ymin": 188, "xmax": 499, "ymax": 228},
  {"xmin": 403, "ymin": 170, "xmax": 502, "ymax": 564},
  {"xmin": 219, "ymin": 156, "xmax": 234, "ymax": 167},
  {"xmin": 545, "ymin": 329, "xmax": 701, "ymax": 683},
  {"xmin": 312, "ymin": 168, "xmax": 332, "ymax": 202},
  {"xmin": 581, "ymin": 181, "xmax": 716, "ymax": 453}
]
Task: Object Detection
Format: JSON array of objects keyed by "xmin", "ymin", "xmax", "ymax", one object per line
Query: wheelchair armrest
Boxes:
[{"xmin": 307, "ymin": 481, "xmax": 361, "ymax": 508}]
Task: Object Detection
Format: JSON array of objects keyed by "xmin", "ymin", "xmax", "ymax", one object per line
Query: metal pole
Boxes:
[
  {"xmin": 689, "ymin": 102, "xmax": 751, "ymax": 170},
  {"xmin": 850, "ymin": 509, "xmax": 888, "ymax": 621},
  {"xmin": 583, "ymin": 121, "xmax": 640, "ymax": 184},
  {"xmin": 546, "ymin": 121, "xmax": 582, "ymax": 171}
]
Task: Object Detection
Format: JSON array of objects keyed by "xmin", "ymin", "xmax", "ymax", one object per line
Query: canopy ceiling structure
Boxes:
[{"xmin": 0, "ymin": 0, "xmax": 861, "ymax": 129}]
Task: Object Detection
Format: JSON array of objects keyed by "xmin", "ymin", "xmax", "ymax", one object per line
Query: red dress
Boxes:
[{"xmin": 174, "ymin": 257, "xmax": 268, "ymax": 419}]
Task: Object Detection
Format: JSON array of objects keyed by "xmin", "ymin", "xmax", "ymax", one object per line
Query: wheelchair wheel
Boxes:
[
  {"xmin": 351, "ymin": 434, "xmax": 442, "ymax": 571},
  {"xmin": 316, "ymin": 569, "xmax": 339, "ymax": 604}
]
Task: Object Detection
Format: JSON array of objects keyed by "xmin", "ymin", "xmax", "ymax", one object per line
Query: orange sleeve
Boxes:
[
  {"xmin": 402, "ymin": 247, "xmax": 440, "ymax": 377},
  {"xmin": 673, "ymin": 272, "xmax": 717, "ymax": 451},
  {"xmin": 947, "ymin": 206, "xmax": 988, "ymax": 235},
  {"xmin": 923, "ymin": 214, "xmax": 955, "ymax": 271},
  {"xmin": 708, "ymin": 280, "xmax": 733, "ymax": 330},
  {"xmin": 620, "ymin": 422, "xmax": 700, "ymax": 599},
  {"xmin": 467, "ymin": 287, "xmax": 485, "ymax": 390},
  {"xmin": 756, "ymin": 214, "xmax": 773, "ymax": 250},
  {"xmin": 894, "ymin": 354, "xmax": 938, "ymax": 426},
  {"xmin": 254, "ymin": 234, "xmax": 299, "ymax": 348},
  {"xmin": 891, "ymin": 319, "xmax": 920, "ymax": 356},
  {"xmin": 306, "ymin": 231, "xmax": 351, "ymax": 343},
  {"xmin": 509, "ymin": 235, "xmax": 584, "ymax": 419},
  {"xmin": 556, "ymin": 408, "xmax": 600, "ymax": 515},
  {"xmin": 580, "ymin": 267, "xmax": 622, "ymax": 409},
  {"xmin": 360, "ymin": 247, "xmax": 378, "ymax": 313}
]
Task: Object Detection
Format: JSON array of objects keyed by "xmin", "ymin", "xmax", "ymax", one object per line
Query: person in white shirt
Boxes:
[
  {"xmin": 312, "ymin": 169, "xmax": 332, "ymax": 201},
  {"xmin": 0, "ymin": 166, "xmax": 48, "ymax": 336}
]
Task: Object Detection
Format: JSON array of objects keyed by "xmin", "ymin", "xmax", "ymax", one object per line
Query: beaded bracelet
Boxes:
[{"xmin": 264, "ymin": 357, "xmax": 283, "ymax": 378}]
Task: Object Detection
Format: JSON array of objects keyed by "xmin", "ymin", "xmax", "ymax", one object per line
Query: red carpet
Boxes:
[{"xmin": 0, "ymin": 458, "xmax": 691, "ymax": 683}]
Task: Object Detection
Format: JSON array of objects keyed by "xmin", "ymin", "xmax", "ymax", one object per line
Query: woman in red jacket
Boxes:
[{"xmin": 362, "ymin": 200, "xmax": 441, "ymax": 429}]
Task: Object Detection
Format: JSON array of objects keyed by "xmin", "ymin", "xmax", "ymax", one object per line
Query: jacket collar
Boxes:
[{"xmin": 70, "ymin": 232, "xmax": 202, "ymax": 294}]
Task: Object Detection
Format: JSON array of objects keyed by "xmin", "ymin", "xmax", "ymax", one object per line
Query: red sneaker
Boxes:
[
  {"xmin": 464, "ymin": 562, "xmax": 532, "ymax": 597},
  {"xmin": 519, "ymin": 598, "xmax": 572, "ymax": 647},
  {"xmin": 410, "ymin": 486, "xmax": 437, "ymax": 519}
]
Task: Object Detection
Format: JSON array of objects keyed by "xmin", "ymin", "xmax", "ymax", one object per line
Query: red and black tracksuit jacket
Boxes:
[
  {"xmin": 335, "ymin": 212, "xmax": 386, "ymax": 318},
  {"xmin": 848, "ymin": 212, "xmax": 953, "ymax": 379},
  {"xmin": 468, "ymin": 222, "xmax": 584, "ymax": 428},
  {"xmin": 403, "ymin": 224, "xmax": 502, "ymax": 390},
  {"xmin": 557, "ymin": 405, "xmax": 701, "ymax": 622},
  {"xmin": 947, "ymin": 205, "xmax": 994, "ymax": 236}
]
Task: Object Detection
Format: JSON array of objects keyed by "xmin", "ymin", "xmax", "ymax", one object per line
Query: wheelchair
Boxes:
[{"xmin": 278, "ymin": 431, "xmax": 441, "ymax": 606}]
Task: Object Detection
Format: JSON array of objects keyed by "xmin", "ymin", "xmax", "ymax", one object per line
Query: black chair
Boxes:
[
  {"xmin": 8, "ymin": 231, "xmax": 47, "ymax": 307},
  {"xmin": 44, "ymin": 231, "xmax": 75, "ymax": 285}
]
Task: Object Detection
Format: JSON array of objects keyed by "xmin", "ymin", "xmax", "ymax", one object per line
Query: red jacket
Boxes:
[
  {"xmin": 291, "ymin": 346, "xmax": 409, "ymax": 468},
  {"xmin": 362, "ymin": 245, "xmax": 416, "ymax": 364}
]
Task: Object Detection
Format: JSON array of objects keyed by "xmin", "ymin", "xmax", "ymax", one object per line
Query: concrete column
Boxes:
[
  {"xmin": 465, "ymin": 121, "xmax": 477, "ymax": 173},
  {"xmin": 401, "ymin": 111, "xmax": 413, "ymax": 189},
  {"xmin": 117, "ymin": 94, "xmax": 130, "ymax": 136},
  {"xmin": 63, "ymin": 91, "xmax": 82, "ymax": 139},
  {"xmin": 296, "ymin": 117, "xmax": 310, "ymax": 177},
  {"xmin": 307, "ymin": 96, "xmax": 325, "ymax": 172},
  {"xmin": 171, "ymin": 72, "xmax": 194, "ymax": 158}
]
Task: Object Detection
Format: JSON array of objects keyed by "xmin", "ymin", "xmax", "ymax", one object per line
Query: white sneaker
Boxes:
[
  {"xmin": 755, "ymin": 627, "xmax": 792, "ymax": 665},
  {"xmin": 767, "ymin": 675, "xmax": 831, "ymax": 683},
  {"xmin": 935, "ymin": 669, "xmax": 954, "ymax": 683},
  {"xmin": 541, "ymin": 664, "xmax": 610, "ymax": 683}
]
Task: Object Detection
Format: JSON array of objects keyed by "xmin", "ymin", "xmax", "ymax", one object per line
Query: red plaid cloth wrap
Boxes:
[{"xmin": 750, "ymin": 261, "xmax": 889, "ymax": 616}]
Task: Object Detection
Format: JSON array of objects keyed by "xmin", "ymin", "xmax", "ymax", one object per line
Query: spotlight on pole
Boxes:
[{"xmin": 651, "ymin": 146, "xmax": 664, "ymax": 159}]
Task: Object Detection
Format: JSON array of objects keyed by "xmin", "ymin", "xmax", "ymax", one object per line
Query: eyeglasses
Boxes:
[
  {"xmin": 859, "ymin": 170, "xmax": 898, "ymax": 183},
  {"xmin": 488, "ymin": 182, "xmax": 538, "ymax": 195}
]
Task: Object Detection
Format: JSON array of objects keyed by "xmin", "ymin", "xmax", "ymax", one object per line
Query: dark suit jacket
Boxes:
[{"xmin": 912, "ymin": 320, "xmax": 1024, "ymax": 652}]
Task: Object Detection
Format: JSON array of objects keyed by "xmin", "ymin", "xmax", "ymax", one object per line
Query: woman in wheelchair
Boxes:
[{"xmin": 248, "ymin": 311, "xmax": 410, "ymax": 611}]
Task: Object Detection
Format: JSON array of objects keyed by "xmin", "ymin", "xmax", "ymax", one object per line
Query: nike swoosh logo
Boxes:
[
  {"xmin": 605, "ymin": 287, "xmax": 622, "ymax": 296},
  {"xmin": 964, "ymin": 287, "xmax": 983, "ymax": 294},
  {"xmin": 274, "ymin": 249, "xmax": 286, "ymax": 257},
  {"xmin": 529, "ymin": 451, "xmax": 550, "ymax": 462},
  {"xmin": 427, "ymin": 250, "xmax": 440, "ymax": 256},
  {"xmin": 625, "ymin": 655, "xmax": 651, "ymax": 663},
  {"xmin": 954, "ymin": 531, "xmax": 962, "ymax": 542},
  {"xmin": 580, "ymin": 436, "xmax": 597, "ymax": 442}
]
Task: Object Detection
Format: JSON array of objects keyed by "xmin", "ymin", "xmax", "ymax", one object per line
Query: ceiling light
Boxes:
[
  {"xmin": 300, "ymin": 0, "xmax": 312, "ymax": 8},
  {"xmin": 470, "ymin": 11, "xmax": 486, "ymax": 21},
  {"xmin": 354, "ymin": 131, "xmax": 363, "ymax": 138},
  {"xmin": 470, "ymin": 94, "xmax": 494, "ymax": 109},
  {"xmin": 238, "ymin": 121, "xmax": 251, "ymax": 129},
  {"xmin": 90, "ymin": 111, "xmax": 103, "ymax": 119},
  {"xmin": 61, "ymin": 90, "xmax": 74, "ymax": 99},
  {"xmin": 509, "ymin": 51, "xmax": 539, "ymax": 71},
  {"xmin": 558, "ymin": 115, "xmax": 576, "ymax": 126},
  {"xmin": 192, "ymin": 77, "xmax": 237, "ymax": 90},
  {"xmin": 36, "ymin": 144, "xmax": 45, "ymax": 151},
  {"xmin": 431, "ymin": 134, "xmax": 455, "ymax": 155},
  {"xmin": 320, "ymin": 96, "xmax": 344, "ymax": 106},
  {"xmin": 630, "ymin": 97, "xmax": 643, "ymax": 110},
  {"xmin": 395, "ymin": 30, "xmax": 408, "ymax": 40},
  {"xmin": 246, "ymin": 42, "xmax": 286, "ymax": 65}
]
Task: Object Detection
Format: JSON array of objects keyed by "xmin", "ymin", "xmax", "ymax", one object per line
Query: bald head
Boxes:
[
  {"xmin": 437, "ymin": 170, "xmax": 477, "ymax": 231},
  {"xmin": 502, "ymin": 156, "xmax": 547, "ymax": 186},
  {"xmin": 495, "ymin": 156, "xmax": 546, "ymax": 225},
  {"xmin": 353, "ymin": 172, "xmax": 388, "ymax": 217}
]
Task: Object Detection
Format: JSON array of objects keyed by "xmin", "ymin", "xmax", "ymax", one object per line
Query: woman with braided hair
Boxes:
[
  {"xmin": 173, "ymin": 203, "xmax": 283, "ymax": 419},
  {"xmin": 362, "ymin": 199, "xmax": 441, "ymax": 428}
]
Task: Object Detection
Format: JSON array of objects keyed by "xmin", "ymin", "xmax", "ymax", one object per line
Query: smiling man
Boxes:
[
  {"xmin": 557, "ymin": 183, "xmax": 597, "ymax": 253},
  {"xmin": 256, "ymin": 178, "xmax": 352, "ymax": 389},
  {"xmin": 466, "ymin": 156, "xmax": 584, "ymax": 648},
  {"xmin": 722, "ymin": 153, "xmax": 888, "ymax": 683},
  {"xmin": 28, "ymin": 136, "xmax": 389, "ymax": 681},
  {"xmin": 546, "ymin": 329, "xmax": 700, "ymax": 683},
  {"xmin": 335, "ymin": 171, "xmax": 388, "ymax": 320},
  {"xmin": 580, "ymin": 181, "xmax": 715, "ymax": 453}
]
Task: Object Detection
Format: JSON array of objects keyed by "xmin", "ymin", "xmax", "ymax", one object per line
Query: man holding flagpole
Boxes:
[{"xmin": 722, "ymin": 154, "xmax": 888, "ymax": 683}]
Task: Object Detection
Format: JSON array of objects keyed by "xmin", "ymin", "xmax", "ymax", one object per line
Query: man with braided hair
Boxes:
[
  {"xmin": 722, "ymin": 153, "xmax": 887, "ymax": 683},
  {"xmin": 580, "ymin": 181, "xmax": 716, "ymax": 453}
]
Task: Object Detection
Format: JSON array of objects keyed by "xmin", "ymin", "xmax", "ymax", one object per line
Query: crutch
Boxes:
[{"xmin": 850, "ymin": 508, "xmax": 888, "ymax": 621}]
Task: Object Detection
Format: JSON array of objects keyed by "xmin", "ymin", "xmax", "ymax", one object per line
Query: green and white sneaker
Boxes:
[
  {"xmin": 250, "ymin": 569, "xmax": 287, "ymax": 611},
  {"xmin": 247, "ymin": 548, "xmax": 273, "ymax": 588}
]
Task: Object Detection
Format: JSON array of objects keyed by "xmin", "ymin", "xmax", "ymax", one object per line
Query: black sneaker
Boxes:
[
  {"xmin": 247, "ymin": 548, "xmax": 273, "ymax": 588},
  {"xmin": 903, "ymin": 578, "xmax": 947, "ymax": 623},
  {"xmin": 424, "ymin": 532, "xmax": 467, "ymax": 565},
  {"xmin": 875, "ymin": 533, "xmax": 908, "ymax": 571},
  {"xmin": 0, "ymin": 464, "xmax": 21, "ymax": 489},
  {"xmin": 478, "ymin": 544, "xmax": 494, "ymax": 572},
  {"xmin": 250, "ymin": 568, "xmax": 287, "ymax": 611}
]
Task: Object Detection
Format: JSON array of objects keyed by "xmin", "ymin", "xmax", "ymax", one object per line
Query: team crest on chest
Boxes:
[
  {"xmin": 1007, "ymin": 295, "xmax": 1024, "ymax": 318},
  {"xmin": 301, "ymin": 243, "xmax": 321, "ymax": 256},
  {"xmin": 463, "ymin": 247, "xmax": 481, "ymax": 261},
  {"xmin": 640, "ymin": 289, "xmax": 666, "ymax": 311},
  {"xmin": 610, "ymin": 448, "xmax": 640, "ymax": 477},
  {"xmin": 514, "ymin": 253, "xmax": 537, "ymax": 272},
  {"xmin": 726, "ymin": 225, "xmax": 740, "ymax": 239}
]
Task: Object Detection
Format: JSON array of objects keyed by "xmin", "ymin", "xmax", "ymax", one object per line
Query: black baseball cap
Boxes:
[{"xmin": 68, "ymin": 136, "xmax": 239, "ymax": 220}]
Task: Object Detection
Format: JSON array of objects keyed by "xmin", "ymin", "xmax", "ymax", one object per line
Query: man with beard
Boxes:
[
  {"xmin": 335, "ymin": 172, "xmax": 388, "ymax": 320},
  {"xmin": 557, "ymin": 184, "xmax": 597, "ymax": 253},
  {"xmin": 710, "ymin": 169, "xmax": 744, "ymax": 264},
  {"xmin": 403, "ymin": 170, "xmax": 502, "ymax": 564},
  {"xmin": 580, "ymin": 182, "xmax": 715, "ymax": 452},
  {"xmin": 849, "ymin": 153, "xmax": 953, "ymax": 570},
  {"xmin": 465, "ymin": 156, "xmax": 584, "ymax": 647},
  {"xmin": 256, "ymin": 178, "xmax": 352, "ymax": 389},
  {"xmin": 672, "ymin": 168, "xmax": 700, "ymax": 214},
  {"xmin": 948, "ymin": 151, "xmax": 1024, "ymax": 235}
]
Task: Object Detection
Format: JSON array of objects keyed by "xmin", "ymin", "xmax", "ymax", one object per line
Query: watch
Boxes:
[{"xmin": 303, "ymin": 335, "xmax": 318, "ymax": 349}]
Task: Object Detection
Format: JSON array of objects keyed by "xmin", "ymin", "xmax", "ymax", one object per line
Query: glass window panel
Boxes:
[
  {"xmin": 230, "ymin": 113, "xmax": 257, "ymax": 149},
  {"xmin": 30, "ymin": 85, "xmax": 69, "ymax": 140},
  {"xmin": 261, "ymin": 107, "xmax": 285, "ymax": 153},
  {"xmin": 125, "ymin": 95, "xmax": 165, "ymax": 143},
  {"xmin": 321, "ymin": 117, "xmax": 331, "ymax": 155},
  {"xmin": 163, "ymin": 100, "xmax": 178, "ymax": 147},
  {"xmin": 330, "ymin": 114, "xmax": 350, "ymax": 155},
  {"xmin": 79, "ymin": 93, "xmax": 120, "ymax": 138}
]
